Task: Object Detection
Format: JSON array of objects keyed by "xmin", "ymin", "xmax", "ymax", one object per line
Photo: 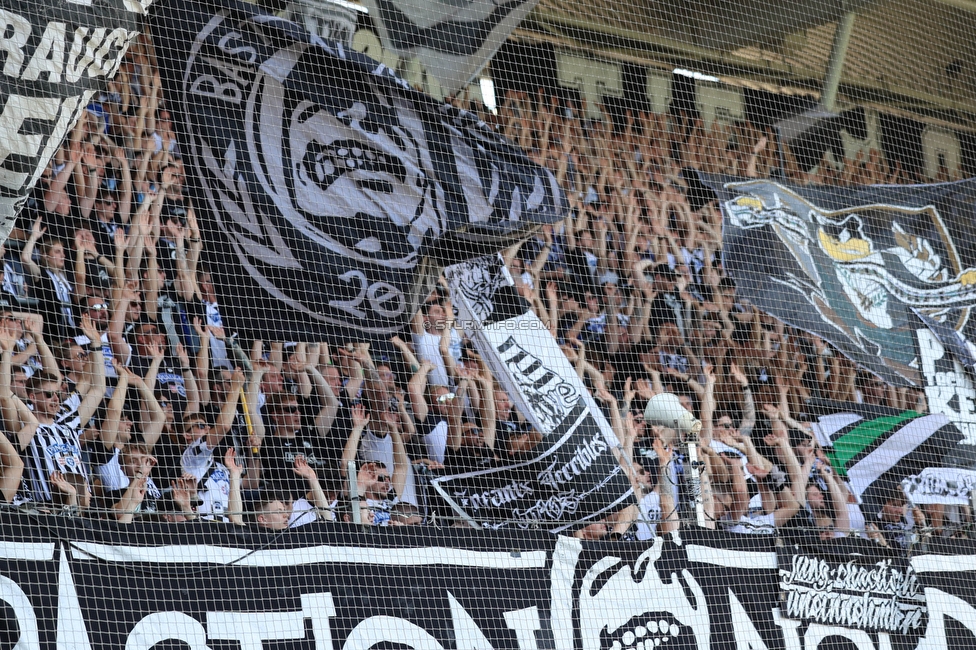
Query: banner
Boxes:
[
  {"xmin": 778, "ymin": 536, "xmax": 926, "ymax": 641},
  {"xmin": 916, "ymin": 327, "xmax": 976, "ymax": 448},
  {"xmin": 912, "ymin": 537, "xmax": 976, "ymax": 648},
  {"xmin": 805, "ymin": 399, "xmax": 963, "ymax": 509},
  {"xmin": 704, "ymin": 176, "xmax": 976, "ymax": 388},
  {"xmin": 0, "ymin": 513, "xmax": 792, "ymax": 650},
  {"xmin": 902, "ymin": 467, "xmax": 976, "ymax": 505},
  {"xmin": 16, "ymin": 512, "xmax": 976, "ymax": 649},
  {"xmin": 438, "ymin": 256, "xmax": 633, "ymax": 530},
  {"xmin": 359, "ymin": 0, "xmax": 540, "ymax": 95},
  {"xmin": 0, "ymin": 0, "xmax": 146, "ymax": 246},
  {"xmin": 149, "ymin": 0, "xmax": 564, "ymax": 342}
]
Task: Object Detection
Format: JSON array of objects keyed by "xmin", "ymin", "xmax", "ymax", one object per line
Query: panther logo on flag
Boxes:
[{"xmin": 723, "ymin": 180, "xmax": 976, "ymax": 381}]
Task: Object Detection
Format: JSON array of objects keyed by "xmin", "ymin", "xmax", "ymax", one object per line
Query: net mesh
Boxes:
[{"xmin": 1, "ymin": 0, "xmax": 976, "ymax": 647}]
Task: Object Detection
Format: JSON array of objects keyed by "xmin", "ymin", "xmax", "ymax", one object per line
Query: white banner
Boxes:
[{"xmin": 902, "ymin": 467, "xmax": 976, "ymax": 505}]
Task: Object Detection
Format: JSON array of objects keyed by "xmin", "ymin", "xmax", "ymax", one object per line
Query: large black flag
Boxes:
[
  {"xmin": 703, "ymin": 176, "xmax": 976, "ymax": 387},
  {"xmin": 150, "ymin": 0, "xmax": 564, "ymax": 342},
  {"xmin": 0, "ymin": 0, "xmax": 145, "ymax": 245}
]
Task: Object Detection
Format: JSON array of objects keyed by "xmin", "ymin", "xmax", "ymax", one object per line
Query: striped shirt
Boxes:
[{"xmin": 26, "ymin": 414, "xmax": 85, "ymax": 503}]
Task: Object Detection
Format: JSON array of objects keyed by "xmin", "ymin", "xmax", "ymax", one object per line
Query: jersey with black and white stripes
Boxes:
[{"xmin": 26, "ymin": 413, "xmax": 85, "ymax": 502}]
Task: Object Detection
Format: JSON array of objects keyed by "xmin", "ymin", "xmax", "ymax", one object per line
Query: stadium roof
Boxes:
[{"xmin": 518, "ymin": 0, "xmax": 976, "ymax": 129}]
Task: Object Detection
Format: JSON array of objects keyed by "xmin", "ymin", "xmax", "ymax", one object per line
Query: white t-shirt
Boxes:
[
  {"xmin": 198, "ymin": 462, "xmax": 231, "ymax": 522},
  {"xmin": 635, "ymin": 490, "xmax": 662, "ymax": 541},
  {"xmin": 412, "ymin": 329, "xmax": 461, "ymax": 387},
  {"xmin": 206, "ymin": 301, "xmax": 230, "ymax": 369},
  {"xmin": 288, "ymin": 498, "xmax": 318, "ymax": 528},
  {"xmin": 421, "ymin": 419, "xmax": 448, "ymax": 464},
  {"xmin": 358, "ymin": 427, "xmax": 418, "ymax": 506}
]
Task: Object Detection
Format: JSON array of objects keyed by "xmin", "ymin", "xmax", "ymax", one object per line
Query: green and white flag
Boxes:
[{"xmin": 807, "ymin": 399, "xmax": 963, "ymax": 502}]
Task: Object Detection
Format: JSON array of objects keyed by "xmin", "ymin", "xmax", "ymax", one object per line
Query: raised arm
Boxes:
[
  {"xmin": 340, "ymin": 403, "xmax": 370, "ymax": 473},
  {"xmin": 390, "ymin": 335, "xmax": 421, "ymax": 373},
  {"xmin": 0, "ymin": 429, "xmax": 24, "ymax": 504},
  {"xmin": 653, "ymin": 438, "xmax": 679, "ymax": 534},
  {"xmin": 762, "ymin": 404, "xmax": 806, "ymax": 505},
  {"xmin": 210, "ymin": 367, "xmax": 244, "ymax": 446},
  {"xmin": 407, "ymin": 360, "xmax": 433, "ymax": 423},
  {"xmin": 476, "ymin": 372, "xmax": 497, "ymax": 452},
  {"xmin": 131, "ymin": 370, "xmax": 165, "ymax": 451},
  {"xmin": 24, "ymin": 316, "xmax": 60, "ymax": 384},
  {"xmin": 294, "ymin": 456, "xmax": 330, "ymax": 512},
  {"xmin": 309, "ymin": 363, "xmax": 339, "ymax": 435},
  {"xmin": 108, "ymin": 289, "xmax": 135, "ymax": 363},
  {"xmin": 99, "ymin": 364, "xmax": 129, "ymax": 450},
  {"xmin": 700, "ymin": 364, "xmax": 716, "ymax": 446},
  {"xmin": 729, "ymin": 363, "xmax": 756, "ymax": 436},
  {"xmin": 245, "ymin": 363, "xmax": 268, "ymax": 447},
  {"xmin": 820, "ymin": 463, "xmax": 850, "ymax": 535},
  {"xmin": 20, "ymin": 217, "xmax": 45, "ymax": 278},
  {"xmin": 444, "ymin": 380, "xmax": 467, "ymax": 452},
  {"xmin": 388, "ymin": 415, "xmax": 410, "ymax": 500},
  {"xmin": 0, "ymin": 331, "xmax": 37, "ymax": 452},
  {"xmin": 224, "ymin": 447, "xmax": 245, "ymax": 526},
  {"xmin": 77, "ymin": 316, "xmax": 106, "ymax": 426},
  {"xmin": 192, "ymin": 318, "xmax": 211, "ymax": 406}
]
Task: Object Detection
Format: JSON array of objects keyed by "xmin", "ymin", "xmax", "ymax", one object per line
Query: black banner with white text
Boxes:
[
  {"xmin": 0, "ymin": 0, "xmax": 145, "ymax": 245},
  {"xmin": 5, "ymin": 512, "xmax": 976, "ymax": 649}
]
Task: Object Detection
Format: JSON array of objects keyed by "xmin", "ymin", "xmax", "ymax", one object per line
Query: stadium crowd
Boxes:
[{"xmin": 0, "ymin": 32, "xmax": 960, "ymax": 547}]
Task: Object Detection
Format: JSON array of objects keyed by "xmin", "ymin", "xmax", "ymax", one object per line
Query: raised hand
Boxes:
[
  {"xmin": 113, "ymin": 228, "xmax": 128, "ymax": 252},
  {"xmin": 595, "ymin": 386, "xmax": 617, "ymax": 406},
  {"xmin": 351, "ymin": 403, "xmax": 370, "ymax": 429},
  {"xmin": 23, "ymin": 314, "xmax": 43, "ymax": 338},
  {"xmin": 175, "ymin": 343, "xmax": 190, "ymax": 369},
  {"xmin": 146, "ymin": 341, "xmax": 164, "ymax": 362},
  {"xmin": 293, "ymin": 455, "xmax": 317, "ymax": 480},
  {"xmin": 29, "ymin": 216, "xmax": 46, "ymax": 241},
  {"xmin": 50, "ymin": 471, "xmax": 77, "ymax": 497},
  {"xmin": 224, "ymin": 447, "xmax": 243, "ymax": 478},
  {"xmin": 635, "ymin": 378, "xmax": 655, "ymax": 400},
  {"xmin": 622, "ymin": 376, "xmax": 635, "ymax": 404},
  {"xmin": 0, "ymin": 329, "xmax": 16, "ymax": 352},
  {"xmin": 729, "ymin": 362, "xmax": 749, "ymax": 388},
  {"xmin": 172, "ymin": 474, "xmax": 198, "ymax": 510},
  {"xmin": 79, "ymin": 314, "xmax": 101, "ymax": 342},
  {"xmin": 652, "ymin": 436, "xmax": 672, "ymax": 466},
  {"xmin": 207, "ymin": 324, "xmax": 226, "ymax": 341}
]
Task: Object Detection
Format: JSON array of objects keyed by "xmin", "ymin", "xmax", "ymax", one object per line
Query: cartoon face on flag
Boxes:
[
  {"xmin": 713, "ymin": 178, "xmax": 976, "ymax": 386},
  {"xmin": 257, "ymin": 60, "xmax": 442, "ymax": 267},
  {"xmin": 151, "ymin": 0, "xmax": 564, "ymax": 342}
]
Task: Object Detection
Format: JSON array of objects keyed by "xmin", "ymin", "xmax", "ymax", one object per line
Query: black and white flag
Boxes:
[
  {"xmin": 284, "ymin": 0, "xmax": 360, "ymax": 46},
  {"xmin": 703, "ymin": 175, "xmax": 976, "ymax": 388},
  {"xmin": 0, "ymin": 0, "xmax": 145, "ymax": 245},
  {"xmin": 150, "ymin": 0, "xmax": 564, "ymax": 342},
  {"xmin": 360, "ymin": 0, "xmax": 540, "ymax": 95},
  {"xmin": 437, "ymin": 256, "xmax": 634, "ymax": 531}
]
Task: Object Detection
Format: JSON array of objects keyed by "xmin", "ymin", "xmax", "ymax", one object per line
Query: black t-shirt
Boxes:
[
  {"xmin": 89, "ymin": 217, "xmax": 119, "ymax": 260},
  {"xmin": 260, "ymin": 429, "xmax": 333, "ymax": 500},
  {"xmin": 648, "ymin": 292, "xmax": 682, "ymax": 330},
  {"xmin": 150, "ymin": 432, "xmax": 187, "ymax": 489},
  {"xmin": 131, "ymin": 353, "xmax": 187, "ymax": 415},
  {"xmin": 443, "ymin": 443, "xmax": 497, "ymax": 474}
]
